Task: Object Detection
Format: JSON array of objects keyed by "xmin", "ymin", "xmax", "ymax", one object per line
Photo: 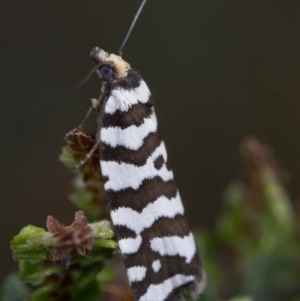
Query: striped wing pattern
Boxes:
[{"xmin": 99, "ymin": 76, "xmax": 205, "ymax": 301}]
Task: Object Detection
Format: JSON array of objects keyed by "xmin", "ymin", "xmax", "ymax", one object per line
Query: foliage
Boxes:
[
  {"xmin": 3, "ymin": 130, "xmax": 300, "ymax": 301},
  {"xmin": 59, "ymin": 129, "xmax": 107, "ymax": 220},
  {"xmin": 7, "ymin": 211, "xmax": 116, "ymax": 301},
  {"xmin": 196, "ymin": 138, "xmax": 300, "ymax": 301}
]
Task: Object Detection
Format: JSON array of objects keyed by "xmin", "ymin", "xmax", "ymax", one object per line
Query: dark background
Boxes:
[{"xmin": 1, "ymin": 0, "xmax": 299, "ymax": 280}]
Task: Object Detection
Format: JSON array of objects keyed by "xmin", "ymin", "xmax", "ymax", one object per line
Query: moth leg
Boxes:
[
  {"xmin": 73, "ymin": 95, "xmax": 105, "ymax": 170},
  {"xmin": 71, "ymin": 140, "xmax": 100, "ymax": 171},
  {"xmin": 78, "ymin": 98, "xmax": 101, "ymax": 130}
]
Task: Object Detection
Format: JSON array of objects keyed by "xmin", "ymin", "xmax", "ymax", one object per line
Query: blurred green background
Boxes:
[{"xmin": 0, "ymin": 0, "xmax": 299, "ymax": 293}]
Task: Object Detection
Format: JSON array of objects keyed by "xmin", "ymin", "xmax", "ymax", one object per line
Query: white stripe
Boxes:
[
  {"xmin": 127, "ymin": 266, "xmax": 147, "ymax": 283},
  {"xmin": 152, "ymin": 260, "xmax": 161, "ymax": 273},
  {"xmin": 111, "ymin": 192, "xmax": 184, "ymax": 234},
  {"xmin": 118, "ymin": 235, "xmax": 142, "ymax": 254},
  {"xmin": 101, "ymin": 112, "xmax": 157, "ymax": 150},
  {"xmin": 105, "ymin": 80, "xmax": 151, "ymax": 114},
  {"xmin": 101, "ymin": 142, "xmax": 173, "ymax": 191},
  {"xmin": 139, "ymin": 274, "xmax": 195, "ymax": 301},
  {"xmin": 150, "ymin": 233, "xmax": 197, "ymax": 264}
]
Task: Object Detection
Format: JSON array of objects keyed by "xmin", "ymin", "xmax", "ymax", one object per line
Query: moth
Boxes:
[{"xmin": 76, "ymin": 47, "xmax": 206, "ymax": 301}]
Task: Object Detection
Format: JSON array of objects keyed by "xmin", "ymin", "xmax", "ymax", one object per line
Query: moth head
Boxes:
[{"xmin": 90, "ymin": 47, "xmax": 131, "ymax": 81}]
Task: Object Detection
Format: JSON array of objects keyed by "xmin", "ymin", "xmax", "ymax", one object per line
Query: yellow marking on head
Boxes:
[{"xmin": 91, "ymin": 48, "xmax": 130, "ymax": 78}]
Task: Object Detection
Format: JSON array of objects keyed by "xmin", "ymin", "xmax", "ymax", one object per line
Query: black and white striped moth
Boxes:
[{"xmin": 78, "ymin": 47, "xmax": 206, "ymax": 301}]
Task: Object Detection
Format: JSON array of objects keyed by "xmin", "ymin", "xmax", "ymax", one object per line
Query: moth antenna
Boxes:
[
  {"xmin": 75, "ymin": 64, "xmax": 100, "ymax": 90},
  {"xmin": 76, "ymin": 0, "xmax": 147, "ymax": 88},
  {"xmin": 154, "ymin": 106, "xmax": 162, "ymax": 114},
  {"xmin": 118, "ymin": 0, "xmax": 148, "ymax": 56}
]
